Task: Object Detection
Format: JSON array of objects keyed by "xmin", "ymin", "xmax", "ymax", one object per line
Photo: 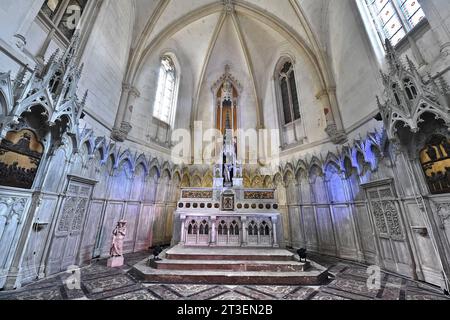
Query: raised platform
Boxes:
[{"xmin": 130, "ymin": 245, "xmax": 329, "ymax": 285}]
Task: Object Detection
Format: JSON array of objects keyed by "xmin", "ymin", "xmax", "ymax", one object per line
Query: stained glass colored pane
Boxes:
[
  {"xmin": 378, "ymin": 1, "xmax": 396, "ymax": 26},
  {"xmin": 280, "ymin": 79, "xmax": 291, "ymax": 124},
  {"xmin": 153, "ymin": 57, "xmax": 176, "ymax": 125},
  {"xmin": 57, "ymin": 0, "xmax": 88, "ymax": 39},
  {"xmin": 408, "ymin": 8, "xmax": 425, "ymax": 27},
  {"xmin": 41, "ymin": 0, "xmax": 63, "ymax": 20},
  {"xmin": 289, "ymin": 74, "xmax": 300, "ymax": 121},
  {"xmin": 382, "ymin": 13, "xmax": 403, "ymax": 39}
]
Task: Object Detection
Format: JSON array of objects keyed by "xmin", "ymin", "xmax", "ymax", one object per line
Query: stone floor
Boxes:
[{"xmin": 0, "ymin": 251, "xmax": 448, "ymax": 300}]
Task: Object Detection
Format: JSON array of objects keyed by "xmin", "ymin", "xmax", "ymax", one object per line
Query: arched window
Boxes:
[
  {"xmin": 153, "ymin": 56, "xmax": 178, "ymax": 125},
  {"xmin": 278, "ymin": 61, "xmax": 300, "ymax": 125},
  {"xmin": 392, "ymin": 83, "xmax": 402, "ymax": 105},
  {"xmin": 403, "ymin": 78, "xmax": 418, "ymax": 100},
  {"xmin": 362, "ymin": 0, "xmax": 426, "ymax": 46}
]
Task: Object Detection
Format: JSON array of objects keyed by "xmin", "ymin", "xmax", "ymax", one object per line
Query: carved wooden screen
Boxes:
[
  {"xmin": 420, "ymin": 136, "xmax": 450, "ymax": 195},
  {"xmin": 0, "ymin": 130, "xmax": 44, "ymax": 189}
]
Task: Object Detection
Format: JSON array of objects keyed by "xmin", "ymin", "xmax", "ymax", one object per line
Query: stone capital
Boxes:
[{"xmin": 315, "ymin": 87, "xmax": 336, "ymax": 100}]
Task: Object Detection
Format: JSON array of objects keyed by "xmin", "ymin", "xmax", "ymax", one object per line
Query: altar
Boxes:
[
  {"xmin": 172, "ymin": 128, "xmax": 284, "ymax": 248},
  {"xmin": 130, "ymin": 67, "xmax": 327, "ymax": 286},
  {"xmin": 172, "ymin": 187, "xmax": 284, "ymax": 247}
]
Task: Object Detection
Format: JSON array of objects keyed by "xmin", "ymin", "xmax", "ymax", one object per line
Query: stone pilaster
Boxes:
[
  {"xmin": 111, "ymin": 83, "xmax": 140, "ymax": 142},
  {"xmin": 316, "ymin": 88, "xmax": 347, "ymax": 145}
]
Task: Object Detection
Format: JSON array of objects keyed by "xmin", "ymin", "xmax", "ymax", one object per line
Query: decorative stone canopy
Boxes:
[{"xmin": 377, "ymin": 39, "xmax": 450, "ymax": 140}]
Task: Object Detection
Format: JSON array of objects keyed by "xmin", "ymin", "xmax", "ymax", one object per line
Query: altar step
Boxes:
[
  {"xmin": 164, "ymin": 246, "xmax": 295, "ymax": 262},
  {"xmin": 130, "ymin": 245, "xmax": 329, "ymax": 285},
  {"xmin": 152, "ymin": 259, "xmax": 308, "ymax": 272}
]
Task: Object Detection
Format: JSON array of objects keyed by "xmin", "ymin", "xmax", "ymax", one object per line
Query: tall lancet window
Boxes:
[
  {"xmin": 153, "ymin": 56, "xmax": 178, "ymax": 125},
  {"xmin": 363, "ymin": 0, "xmax": 426, "ymax": 46},
  {"xmin": 278, "ymin": 61, "xmax": 300, "ymax": 125}
]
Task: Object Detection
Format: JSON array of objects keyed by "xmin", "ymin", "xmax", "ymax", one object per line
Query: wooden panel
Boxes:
[
  {"xmin": 79, "ymin": 200, "xmax": 104, "ymax": 264},
  {"xmin": 123, "ymin": 202, "xmax": 140, "ymax": 253},
  {"xmin": 302, "ymin": 206, "xmax": 318, "ymax": 248},
  {"xmin": 315, "ymin": 207, "xmax": 335, "ymax": 252},
  {"xmin": 99, "ymin": 202, "xmax": 124, "ymax": 257},
  {"xmin": 134, "ymin": 204, "xmax": 154, "ymax": 251}
]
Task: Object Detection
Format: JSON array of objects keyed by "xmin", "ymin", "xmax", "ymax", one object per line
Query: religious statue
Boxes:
[
  {"xmin": 223, "ymin": 163, "xmax": 232, "ymax": 183},
  {"xmin": 107, "ymin": 220, "xmax": 127, "ymax": 267},
  {"xmin": 110, "ymin": 220, "xmax": 127, "ymax": 257}
]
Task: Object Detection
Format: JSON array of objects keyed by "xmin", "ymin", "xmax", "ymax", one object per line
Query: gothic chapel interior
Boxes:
[{"xmin": 1, "ymin": 0, "xmax": 450, "ymax": 301}]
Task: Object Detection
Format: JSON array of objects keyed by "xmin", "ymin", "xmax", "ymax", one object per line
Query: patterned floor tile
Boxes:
[
  {"xmin": 282, "ymin": 287, "xmax": 317, "ymax": 300},
  {"xmin": 90, "ymin": 283, "xmax": 143, "ymax": 300},
  {"xmin": 211, "ymin": 291, "xmax": 253, "ymax": 300},
  {"xmin": 188, "ymin": 286, "xmax": 230, "ymax": 300},
  {"xmin": 245, "ymin": 285, "xmax": 297, "ymax": 298},
  {"xmin": 147, "ymin": 284, "xmax": 183, "ymax": 300},
  {"xmin": 107, "ymin": 289, "xmax": 159, "ymax": 300},
  {"xmin": 324, "ymin": 278, "xmax": 379, "ymax": 300},
  {"xmin": 1, "ymin": 251, "xmax": 450, "ymax": 301},
  {"xmin": 2, "ymin": 287, "xmax": 63, "ymax": 300},
  {"xmin": 311, "ymin": 292, "xmax": 350, "ymax": 300},
  {"xmin": 341, "ymin": 266, "xmax": 372, "ymax": 279},
  {"xmin": 83, "ymin": 274, "xmax": 136, "ymax": 293},
  {"xmin": 164, "ymin": 284, "xmax": 216, "ymax": 297},
  {"xmin": 232, "ymin": 287, "xmax": 275, "ymax": 300}
]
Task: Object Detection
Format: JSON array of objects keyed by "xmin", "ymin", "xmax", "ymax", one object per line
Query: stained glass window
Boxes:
[
  {"xmin": 278, "ymin": 61, "xmax": 301, "ymax": 125},
  {"xmin": 364, "ymin": 0, "xmax": 426, "ymax": 46},
  {"xmin": 153, "ymin": 56, "xmax": 178, "ymax": 125},
  {"xmin": 40, "ymin": 0, "xmax": 89, "ymax": 41}
]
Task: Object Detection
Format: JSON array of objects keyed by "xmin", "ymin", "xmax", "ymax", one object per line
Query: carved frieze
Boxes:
[
  {"xmin": 244, "ymin": 191, "xmax": 275, "ymax": 200},
  {"xmin": 182, "ymin": 190, "xmax": 213, "ymax": 199}
]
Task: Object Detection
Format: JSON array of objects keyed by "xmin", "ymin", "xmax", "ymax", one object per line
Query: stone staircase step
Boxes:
[{"xmin": 130, "ymin": 259, "xmax": 328, "ymax": 285}]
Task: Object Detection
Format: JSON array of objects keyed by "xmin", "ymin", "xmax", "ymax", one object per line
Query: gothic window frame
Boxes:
[
  {"xmin": 38, "ymin": 0, "xmax": 91, "ymax": 45},
  {"xmin": 403, "ymin": 77, "xmax": 418, "ymax": 100},
  {"xmin": 152, "ymin": 55, "xmax": 179, "ymax": 127},
  {"xmin": 188, "ymin": 220, "xmax": 198, "ymax": 235},
  {"xmin": 359, "ymin": 0, "xmax": 427, "ymax": 48},
  {"xmin": 276, "ymin": 59, "xmax": 301, "ymax": 126},
  {"xmin": 199, "ymin": 220, "xmax": 209, "ymax": 235}
]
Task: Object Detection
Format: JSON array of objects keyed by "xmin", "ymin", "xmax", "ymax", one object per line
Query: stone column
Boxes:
[
  {"xmin": 272, "ymin": 216, "xmax": 279, "ymax": 248},
  {"xmin": 210, "ymin": 216, "xmax": 217, "ymax": 246},
  {"xmin": 418, "ymin": 0, "xmax": 450, "ymax": 59},
  {"xmin": 241, "ymin": 216, "xmax": 247, "ymax": 247},
  {"xmin": 316, "ymin": 88, "xmax": 347, "ymax": 144},
  {"xmin": 179, "ymin": 215, "xmax": 186, "ymax": 245}
]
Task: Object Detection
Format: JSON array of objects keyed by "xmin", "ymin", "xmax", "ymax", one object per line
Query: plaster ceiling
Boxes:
[{"xmin": 128, "ymin": 0, "xmax": 332, "ymax": 124}]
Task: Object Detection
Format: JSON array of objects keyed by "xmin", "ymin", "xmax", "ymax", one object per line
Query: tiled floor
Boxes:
[{"xmin": 0, "ymin": 251, "xmax": 448, "ymax": 300}]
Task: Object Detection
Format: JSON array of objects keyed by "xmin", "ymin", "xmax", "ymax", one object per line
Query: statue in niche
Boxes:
[
  {"xmin": 224, "ymin": 163, "xmax": 232, "ymax": 183},
  {"xmin": 110, "ymin": 220, "xmax": 127, "ymax": 257}
]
